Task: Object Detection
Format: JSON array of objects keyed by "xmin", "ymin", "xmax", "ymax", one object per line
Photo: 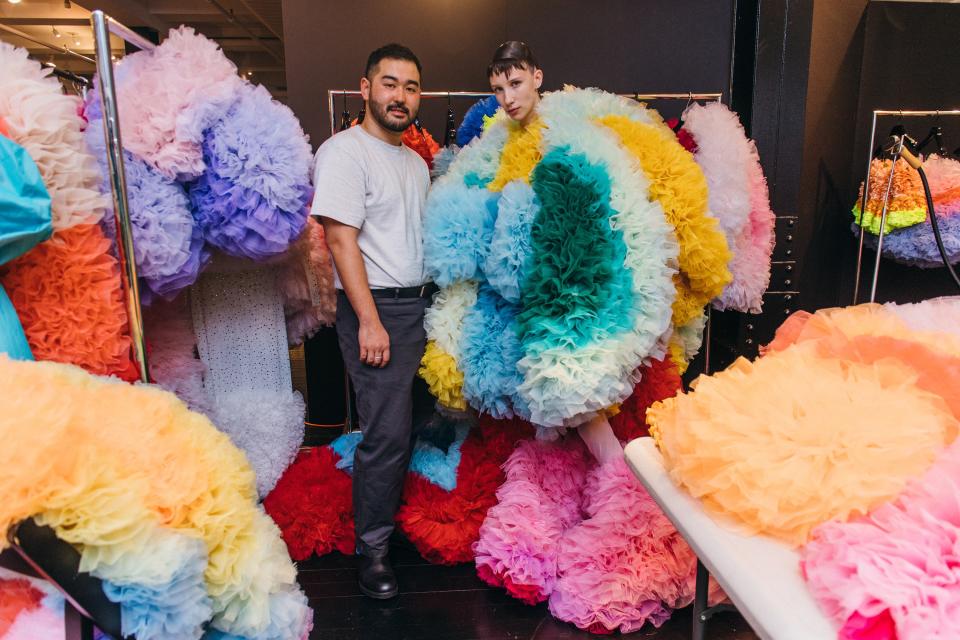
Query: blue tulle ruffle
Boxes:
[
  {"xmin": 423, "ymin": 184, "xmax": 498, "ymax": 286},
  {"xmin": 456, "ymin": 96, "xmax": 500, "ymax": 147}
]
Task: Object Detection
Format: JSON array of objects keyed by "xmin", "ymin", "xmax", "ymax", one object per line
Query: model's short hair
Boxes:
[{"xmin": 487, "ymin": 40, "xmax": 538, "ymax": 78}]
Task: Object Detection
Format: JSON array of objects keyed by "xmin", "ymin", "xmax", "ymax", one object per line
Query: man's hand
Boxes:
[
  {"xmin": 322, "ymin": 216, "xmax": 391, "ymax": 368},
  {"xmin": 359, "ymin": 318, "xmax": 391, "ymax": 368}
]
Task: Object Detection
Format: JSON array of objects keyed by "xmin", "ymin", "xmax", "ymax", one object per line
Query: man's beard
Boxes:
[{"xmin": 368, "ymin": 97, "xmax": 415, "ymax": 133}]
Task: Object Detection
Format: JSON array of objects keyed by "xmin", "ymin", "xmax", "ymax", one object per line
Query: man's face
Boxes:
[
  {"xmin": 490, "ymin": 65, "xmax": 542, "ymax": 125},
  {"xmin": 361, "ymin": 58, "xmax": 421, "ymax": 133}
]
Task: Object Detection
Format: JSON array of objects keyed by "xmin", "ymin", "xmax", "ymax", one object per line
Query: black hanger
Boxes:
[
  {"xmin": 873, "ymin": 123, "xmax": 911, "ymax": 159},
  {"xmin": 338, "ymin": 92, "xmax": 352, "ymax": 131},
  {"xmin": 443, "ymin": 93, "xmax": 457, "ymax": 148},
  {"xmin": 357, "ymin": 105, "xmax": 366, "ymax": 124},
  {"xmin": 413, "ymin": 117, "xmax": 424, "ymax": 134},
  {"xmin": 915, "ymin": 123, "xmax": 946, "ymax": 155}
]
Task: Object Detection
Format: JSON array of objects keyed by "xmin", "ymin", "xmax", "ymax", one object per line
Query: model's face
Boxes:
[
  {"xmin": 361, "ymin": 58, "xmax": 421, "ymax": 133},
  {"xmin": 490, "ymin": 65, "xmax": 543, "ymax": 126}
]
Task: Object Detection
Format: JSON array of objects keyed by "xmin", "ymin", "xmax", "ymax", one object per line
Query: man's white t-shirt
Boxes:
[{"xmin": 310, "ymin": 125, "xmax": 430, "ymax": 289}]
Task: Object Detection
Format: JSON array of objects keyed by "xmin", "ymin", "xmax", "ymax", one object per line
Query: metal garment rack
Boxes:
[
  {"xmin": 326, "ymin": 89, "xmax": 723, "ymax": 136},
  {"xmin": 852, "ymin": 109, "xmax": 960, "ymax": 304},
  {"xmin": 2, "ymin": 17, "xmax": 156, "ymax": 382},
  {"xmin": 90, "ymin": 10, "xmax": 155, "ymax": 383},
  {"xmin": 0, "ymin": 22, "xmax": 96, "ymax": 64}
]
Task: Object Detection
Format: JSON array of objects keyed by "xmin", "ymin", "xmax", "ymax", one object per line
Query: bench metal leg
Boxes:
[
  {"xmin": 692, "ymin": 558, "xmax": 739, "ymax": 640},
  {"xmin": 693, "ymin": 559, "xmax": 709, "ymax": 640}
]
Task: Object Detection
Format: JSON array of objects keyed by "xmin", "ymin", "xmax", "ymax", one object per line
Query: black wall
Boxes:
[
  {"xmin": 838, "ymin": 1, "xmax": 960, "ymax": 305},
  {"xmin": 282, "ymin": 0, "xmax": 736, "ymax": 147}
]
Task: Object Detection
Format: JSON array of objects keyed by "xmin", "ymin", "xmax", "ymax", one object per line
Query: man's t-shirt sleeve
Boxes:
[{"xmin": 310, "ymin": 138, "xmax": 366, "ymax": 229}]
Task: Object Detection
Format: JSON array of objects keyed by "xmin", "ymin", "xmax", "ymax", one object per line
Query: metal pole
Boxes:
[
  {"xmin": 868, "ymin": 137, "xmax": 904, "ymax": 303},
  {"xmin": 852, "ymin": 111, "xmax": 877, "ymax": 304},
  {"xmin": 91, "ymin": 10, "xmax": 149, "ymax": 382},
  {"xmin": 102, "ymin": 15, "xmax": 156, "ymax": 51},
  {"xmin": 328, "ymin": 90, "xmax": 336, "ymax": 137}
]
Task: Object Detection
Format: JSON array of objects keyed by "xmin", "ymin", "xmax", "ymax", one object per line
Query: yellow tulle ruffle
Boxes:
[
  {"xmin": 648, "ymin": 329, "xmax": 960, "ymax": 547},
  {"xmin": 667, "ymin": 337, "xmax": 689, "ymax": 374},
  {"xmin": 418, "ymin": 340, "xmax": 466, "ymax": 410},
  {"xmin": 598, "ymin": 115, "xmax": 732, "ymax": 328},
  {"xmin": 488, "ymin": 119, "xmax": 544, "ymax": 192}
]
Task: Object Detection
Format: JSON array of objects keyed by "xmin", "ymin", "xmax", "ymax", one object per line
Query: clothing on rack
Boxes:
[
  {"xmin": 0, "ymin": 42, "xmax": 137, "ymax": 380},
  {"xmin": 0, "ymin": 134, "xmax": 52, "ymax": 361}
]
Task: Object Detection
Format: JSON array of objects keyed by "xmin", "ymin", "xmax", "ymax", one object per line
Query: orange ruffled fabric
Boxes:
[
  {"xmin": 647, "ymin": 337, "xmax": 959, "ymax": 547},
  {"xmin": 853, "ymin": 159, "xmax": 927, "ymax": 234},
  {"xmin": 0, "ymin": 224, "xmax": 137, "ymax": 380}
]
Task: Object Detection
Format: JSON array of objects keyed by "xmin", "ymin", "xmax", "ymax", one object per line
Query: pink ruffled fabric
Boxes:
[
  {"xmin": 801, "ymin": 439, "xmax": 960, "ymax": 640},
  {"xmin": 717, "ymin": 136, "xmax": 776, "ymax": 313},
  {"xmin": 143, "ymin": 296, "xmax": 211, "ymax": 415},
  {"xmin": 109, "ymin": 27, "xmax": 242, "ymax": 180},
  {"xmin": 548, "ymin": 457, "xmax": 703, "ymax": 634},
  {"xmin": 474, "ymin": 436, "xmax": 591, "ymax": 604},
  {"xmin": 276, "ymin": 218, "xmax": 336, "ymax": 346}
]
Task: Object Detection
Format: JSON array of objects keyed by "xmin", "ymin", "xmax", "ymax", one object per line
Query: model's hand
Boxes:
[{"xmin": 359, "ymin": 319, "xmax": 390, "ymax": 368}]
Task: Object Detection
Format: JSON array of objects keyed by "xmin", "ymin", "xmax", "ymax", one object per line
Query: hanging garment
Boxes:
[
  {"xmin": 191, "ymin": 257, "xmax": 306, "ymax": 497},
  {"xmin": 853, "ymin": 155, "xmax": 960, "ymax": 267},
  {"xmin": 0, "ymin": 134, "xmax": 52, "ymax": 360}
]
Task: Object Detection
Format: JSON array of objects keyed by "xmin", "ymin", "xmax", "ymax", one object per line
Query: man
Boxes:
[{"xmin": 311, "ymin": 43, "xmax": 434, "ymax": 600}]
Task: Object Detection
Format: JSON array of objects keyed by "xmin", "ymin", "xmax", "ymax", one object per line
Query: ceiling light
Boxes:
[
  {"xmin": 52, "ymin": 27, "xmax": 62, "ymax": 38},
  {"xmin": 8, "ymin": 0, "xmax": 23, "ymax": 5},
  {"xmin": 72, "ymin": 34, "xmax": 81, "ymax": 46}
]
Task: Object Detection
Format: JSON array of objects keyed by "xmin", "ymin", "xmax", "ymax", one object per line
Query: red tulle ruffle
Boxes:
[
  {"xmin": 263, "ymin": 446, "xmax": 355, "ymax": 561},
  {"xmin": 397, "ymin": 417, "xmax": 534, "ymax": 565},
  {"xmin": 610, "ymin": 358, "xmax": 683, "ymax": 442}
]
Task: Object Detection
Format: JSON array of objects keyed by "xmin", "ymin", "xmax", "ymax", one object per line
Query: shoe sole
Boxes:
[{"xmin": 359, "ymin": 583, "xmax": 399, "ymax": 600}]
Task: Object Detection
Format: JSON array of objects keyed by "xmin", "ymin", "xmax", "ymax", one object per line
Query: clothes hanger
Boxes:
[
  {"xmin": 443, "ymin": 92, "xmax": 457, "ymax": 148},
  {"xmin": 873, "ymin": 118, "xmax": 909, "ymax": 159},
  {"xmin": 338, "ymin": 91, "xmax": 352, "ymax": 131},
  {"xmin": 915, "ymin": 114, "xmax": 946, "ymax": 155}
]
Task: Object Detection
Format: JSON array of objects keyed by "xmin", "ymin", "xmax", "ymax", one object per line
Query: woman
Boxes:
[
  {"xmin": 486, "ymin": 40, "xmax": 625, "ymax": 462},
  {"xmin": 487, "ymin": 41, "xmax": 543, "ymax": 128},
  {"xmin": 421, "ymin": 41, "xmax": 732, "ymax": 632}
]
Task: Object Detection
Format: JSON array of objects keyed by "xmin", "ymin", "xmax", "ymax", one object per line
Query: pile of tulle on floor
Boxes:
[
  {"xmin": 264, "ymin": 415, "xmax": 533, "ymax": 565},
  {"xmin": 473, "ymin": 356, "xmax": 731, "ymax": 634},
  {"xmin": 647, "ymin": 297, "xmax": 960, "ymax": 639},
  {"xmin": 0, "ymin": 355, "xmax": 313, "ymax": 640},
  {"xmin": 852, "ymin": 155, "xmax": 960, "ymax": 267}
]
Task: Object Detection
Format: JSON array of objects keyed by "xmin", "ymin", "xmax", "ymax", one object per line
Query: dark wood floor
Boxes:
[{"xmin": 301, "ymin": 545, "xmax": 759, "ymax": 640}]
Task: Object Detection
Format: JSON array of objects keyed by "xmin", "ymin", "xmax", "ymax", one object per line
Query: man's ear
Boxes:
[
  {"xmin": 533, "ymin": 68, "xmax": 543, "ymax": 90},
  {"xmin": 360, "ymin": 76, "xmax": 371, "ymax": 101}
]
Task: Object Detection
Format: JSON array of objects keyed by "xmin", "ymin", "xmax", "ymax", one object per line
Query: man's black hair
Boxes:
[{"xmin": 365, "ymin": 43, "xmax": 422, "ymax": 79}]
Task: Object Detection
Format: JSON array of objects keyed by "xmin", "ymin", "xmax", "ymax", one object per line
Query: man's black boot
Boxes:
[{"xmin": 358, "ymin": 553, "xmax": 399, "ymax": 599}]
